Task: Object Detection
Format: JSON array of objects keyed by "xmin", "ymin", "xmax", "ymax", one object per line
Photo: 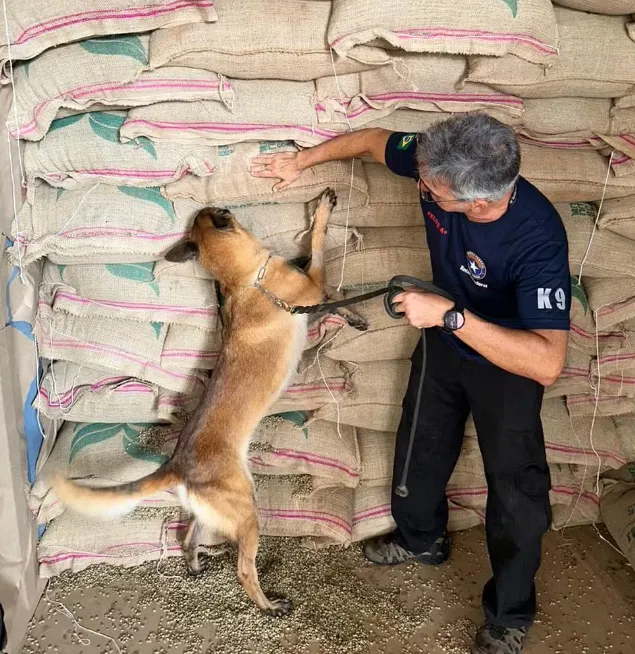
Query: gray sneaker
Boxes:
[
  {"xmin": 472, "ymin": 625, "xmax": 528, "ymax": 654},
  {"xmin": 363, "ymin": 530, "xmax": 449, "ymax": 566}
]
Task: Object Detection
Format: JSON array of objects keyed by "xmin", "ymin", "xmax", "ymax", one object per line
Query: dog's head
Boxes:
[{"xmin": 165, "ymin": 207, "xmax": 266, "ymax": 284}]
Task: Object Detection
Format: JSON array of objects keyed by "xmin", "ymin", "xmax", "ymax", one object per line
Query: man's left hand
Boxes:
[{"xmin": 393, "ymin": 291, "xmax": 454, "ymax": 329}]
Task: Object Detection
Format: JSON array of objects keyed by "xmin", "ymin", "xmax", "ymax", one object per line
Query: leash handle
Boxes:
[{"xmin": 384, "ymin": 276, "xmax": 454, "ymax": 321}]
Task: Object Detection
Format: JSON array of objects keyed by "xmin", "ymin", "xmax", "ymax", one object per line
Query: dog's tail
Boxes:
[{"xmin": 51, "ymin": 466, "xmax": 179, "ymax": 518}]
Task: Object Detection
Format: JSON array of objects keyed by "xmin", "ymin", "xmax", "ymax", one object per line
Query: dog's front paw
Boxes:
[
  {"xmin": 317, "ymin": 187, "xmax": 337, "ymax": 212},
  {"xmin": 264, "ymin": 596, "xmax": 292, "ymax": 617}
]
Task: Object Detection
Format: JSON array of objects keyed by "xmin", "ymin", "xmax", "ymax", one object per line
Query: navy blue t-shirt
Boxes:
[{"xmin": 385, "ymin": 131, "xmax": 571, "ymax": 361}]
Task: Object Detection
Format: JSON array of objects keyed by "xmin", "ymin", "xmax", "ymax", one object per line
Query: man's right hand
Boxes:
[{"xmin": 249, "ymin": 152, "xmax": 302, "ymax": 192}]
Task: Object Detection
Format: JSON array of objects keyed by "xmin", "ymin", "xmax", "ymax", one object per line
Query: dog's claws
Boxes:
[
  {"xmin": 264, "ymin": 596, "xmax": 292, "ymax": 617},
  {"xmin": 186, "ymin": 559, "xmax": 208, "ymax": 577},
  {"xmin": 318, "ymin": 187, "xmax": 337, "ymax": 211}
]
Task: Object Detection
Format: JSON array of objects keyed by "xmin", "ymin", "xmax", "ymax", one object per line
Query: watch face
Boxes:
[{"xmin": 446, "ymin": 310, "xmax": 465, "ymax": 331}]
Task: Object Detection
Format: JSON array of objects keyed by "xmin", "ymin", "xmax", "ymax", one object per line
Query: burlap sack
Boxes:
[
  {"xmin": 268, "ymin": 353, "xmax": 354, "ymax": 414},
  {"xmin": 163, "ymin": 141, "xmax": 370, "ymax": 208},
  {"xmin": 550, "ymin": 463, "xmax": 603, "ymax": 528},
  {"xmin": 0, "ymin": 0, "xmax": 218, "ymax": 74},
  {"xmin": 25, "ymin": 111, "xmax": 217, "ymax": 190},
  {"xmin": 148, "ymin": 0, "xmax": 389, "ymax": 81},
  {"xmin": 41, "ymin": 259, "xmax": 219, "ymax": 330},
  {"xmin": 592, "ymin": 336, "xmax": 635, "ymax": 392},
  {"xmin": 358, "ymin": 428, "xmax": 395, "ymax": 488},
  {"xmin": 121, "ymin": 80, "xmax": 347, "ymax": 148},
  {"xmin": 601, "ymin": 474, "xmax": 635, "ymax": 568},
  {"xmin": 465, "ymin": 9, "xmax": 635, "ymax": 98},
  {"xmin": 330, "ymin": 162, "xmax": 421, "ymax": 228},
  {"xmin": 38, "ymin": 352, "xmax": 353, "ymax": 423},
  {"xmin": 360, "ymin": 108, "xmax": 476, "ymax": 134},
  {"xmin": 10, "ymin": 184, "xmax": 357, "ymax": 266},
  {"xmin": 541, "ymin": 397, "xmax": 625, "ymax": 470},
  {"xmin": 10, "ymin": 182, "xmax": 191, "ymax": 265},
  {"xmin": 544, "ymin": 348, "xmax": 592, "ymax": 399},
  {"xmin": 36, "ymin": 301, "xmax": 216, "ymax": 393},
  {"xmin": 327, "ymin": 0, "xmax": 558, "ymax": 64},
  {"xmin": 315, "ymin": 359, "xmax": 411, "ymax": 432},
  {"xmin": 597, "ymin": 196, "xmax": 635, "ymax": 240},
  {"xmin": 315, "ymin": 54, "xmax": 524, "ymax": 129},
  {"xmin": 521, "ymin": 98, "xmax": 614, "ymax": 137},
  {"xmin": 256, "ymin": 477, "xmax": 354, "ymax": 546},
  {"xmin": 351, "ymin": 486, "xmax": 395, "ymax": 542},
  {"xmin": 521, "ymin": 147, "xmax": 635, "ymax": 203},
  {"xmin": 37, "ymin": 507, "xmax": 191, "ymax": 577},
  {"xmin": 11, "ymin": 31, "xmax": 231, "ymax": 141},
  {"xmin": 612, "ymin": 416, "xmax": 635, "ymax": 461},
  {"xmin": 323, "ymin": 295, "xmax": 419, "ymax": 362},
  {"xmin": 567, "ymin": 394, "xmax": 635, "ymax": 419},
  {"xmin": 31, "ymin": 422, "xmax": 174, "ymax": 525},
  {"xmin": 249, "ymin": 416, "xmax": 360, "ymax": 488},
  {"xmin": 31, "ymin": 414, "xmax": 361, "ymax": 525},
  {"xmin": 611, "ymin": 104, "xmax": 635, "ymax": 135},
  {"xmin": 553, "ymin": 0, "xmax": 635, "ymax": 13},
  {"xmin": 557, "ymin": 203, "xmax": 635, "ymax": 278},
  {"xmin": 324, "ymin": 226, "xmax": 431, "ymax": 290},
  {"xmin": 586, "ymin": 277, "xmax": 635, "ymax": 329},
  {"xmin": 36, "ymin": 362, "xmax": 197, "ymax": 424}
]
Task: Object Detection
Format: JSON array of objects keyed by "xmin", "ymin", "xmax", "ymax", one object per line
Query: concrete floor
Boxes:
[{"xmin": 21, "ymin": 525, "xmax": 635, "ymax": 654}]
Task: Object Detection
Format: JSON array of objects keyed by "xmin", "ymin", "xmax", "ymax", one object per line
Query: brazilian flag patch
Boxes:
[{"xmin": 397, "ymin": 134, "xmax": 416, "ymax": 150}]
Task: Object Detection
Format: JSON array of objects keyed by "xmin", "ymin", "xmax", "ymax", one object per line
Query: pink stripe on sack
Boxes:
[
  {"xmin": 283, "ymin": 381, "xmax": 347, "ymax": 394},
  {"xmin": 258, "ymin": 508, "xmax": 351, "ymax": 534},
  {"xmin": 39, "ymin": 374, "xmax": 148, "ymax": 404},
  {"xmin": 122, "ymin": 118, "xmax": 341, "ymax": 140},
  {"xmin": 544, "ymin": 443, "xmax": 624, "ymax": 466},
  {"xmin": 40, "ymin": 545, "xmax": 183, "ymax": 566},
  {"xmin": 251, "ymin": 449, "xmax": 359, "ymax": 477},
  {"xmin": 331, "ymin": 27, "xmax": 557, "ymax": 56},
  {"xmin": 353, "ymin": 505, "xmax": 392, "ymax": 524},
  {"xmin": 59, "ymin": 227, "xmax": 189, "ymax": 241},
  {"xmin": 17, "ymin": 1, "xmax": 214, "ymax": 44},
  {"xmin": 53, "ymin": 291, "xmax": 217, "ymax": 317},
  {"xmin": 42, "ymin": 337, "xmax": 203, "ymax": 385},
  {"xmin": 69, "ymin": 169, "xmax": 178, "ymax": 177},
  {"xmin": 161, "ymin": 349, "xmax": 219, "ymax": 359}
]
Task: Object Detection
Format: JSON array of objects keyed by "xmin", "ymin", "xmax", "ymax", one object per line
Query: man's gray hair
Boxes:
[{"xmin": 416, "ymin": 113, "xmax": 521, "ymax": 203}]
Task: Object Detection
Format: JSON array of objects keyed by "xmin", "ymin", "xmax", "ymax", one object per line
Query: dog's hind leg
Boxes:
[
  {"xmin": 183, "ymin": 519, "xmax": 206, "ymax": 576},
  {"xmin": 236, "ymin": 512, "xmax": 292, "ymax": 617},
  {"xmin": 306, "ymin": 188, "xmax": 336, "ymax": 290}
]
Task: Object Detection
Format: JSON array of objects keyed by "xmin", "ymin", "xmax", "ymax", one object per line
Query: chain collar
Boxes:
[{"xmin": 252, "ymin": 256, "xmax": 295, "ymax": 313}]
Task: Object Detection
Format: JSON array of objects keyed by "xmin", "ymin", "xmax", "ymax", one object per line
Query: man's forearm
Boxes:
[
  {"xmin": 297, "ymin": 128, "xmax": 390, "ymax": 170},
  {"xmin": 455, "ymin": 310, "xmax": 568, "ymax": 387}
]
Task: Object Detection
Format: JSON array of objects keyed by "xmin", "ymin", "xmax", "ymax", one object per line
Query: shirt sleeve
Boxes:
[
  {"xmin": 513, "ymin": 239, "xmax": 571, "ymax": 331},
  {"xmin": 384, "ymin": 131, "xmax": 419, "ymax": 179}
]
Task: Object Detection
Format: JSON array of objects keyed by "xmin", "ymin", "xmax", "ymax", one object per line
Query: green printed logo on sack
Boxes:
[
  {"xmin": 117, "ymin": 187, "xmax": 175, "ymax": 223},
  {"xmin": 499, "ymin": 0, "xmax": 517, "ymax": 17},
  {"xmin": 48, "ymin": 112, "xmax": 157, "ymax": 160},
  {"xmin": 569, "ymin": 202, "xmax": 596, "ymax": 218},
  {"xmin": 105, "ymin": 262, "xmax": 160, "ymax": 297},
  {"xmin": 571, "ymin": 276, "xmax": 589, "ymax": 315},
  {"xmin": 79, "ymin": 35, "xmax": 148, "ymax": 66},
  {"xmin": 272, "ymin": 411, "xmax": 310, "ymax": 439},
  {"xmin": 69, "ymin": 423, "xmax": 168, "ymax": 465}
]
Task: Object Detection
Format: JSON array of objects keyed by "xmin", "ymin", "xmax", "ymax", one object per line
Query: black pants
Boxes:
[{"xmin": 391, "ymin": 329, "xmax": 551, "ymax": 629}]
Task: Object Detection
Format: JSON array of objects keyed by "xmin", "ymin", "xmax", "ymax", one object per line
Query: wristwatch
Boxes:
[{"xmin": 442, "ymin": 303, "xmax": 465, "ymax": 333}]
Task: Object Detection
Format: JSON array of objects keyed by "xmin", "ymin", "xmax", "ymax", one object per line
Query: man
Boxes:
[{"xmin": 250, "ymin": 114, "xmax": 570, "ymax": 654}]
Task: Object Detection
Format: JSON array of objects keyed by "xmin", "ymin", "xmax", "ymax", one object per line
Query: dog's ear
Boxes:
[
  {"xmin": 164, "ymin": 240, "xmax": 199, "ymax": 262},
  {"xmin": 204, "ymin": 208, "xmax": 234, "ymax": 231}
]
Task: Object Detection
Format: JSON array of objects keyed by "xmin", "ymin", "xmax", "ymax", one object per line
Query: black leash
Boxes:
[{"xmin": 256, "ymin": 273, "xmax": 454, "ymax": 499}]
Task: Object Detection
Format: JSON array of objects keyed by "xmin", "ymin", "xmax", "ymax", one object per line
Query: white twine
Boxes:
[
  {"xmin": 46, "ymin": 587, "xmax": 123, "ymax": 654},
  {"xmin": 329, "ymin": 47, "xmax": 355, "ymax": 292}
]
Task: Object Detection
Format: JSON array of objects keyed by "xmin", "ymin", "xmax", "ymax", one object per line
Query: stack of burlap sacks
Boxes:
[{"xmin": 5, "ymin": 0, "xmax": 635, "ymax": 574}]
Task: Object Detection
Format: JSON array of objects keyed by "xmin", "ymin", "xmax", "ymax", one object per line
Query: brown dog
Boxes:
[{"xmin": 52, "ymin": 188, "xmax": 363, "ymax": 616}]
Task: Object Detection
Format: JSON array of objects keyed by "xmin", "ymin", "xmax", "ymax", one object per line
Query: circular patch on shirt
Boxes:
[{"xmin": 466, "ymin": 251, "xmax": 487, "ymax": 280}]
